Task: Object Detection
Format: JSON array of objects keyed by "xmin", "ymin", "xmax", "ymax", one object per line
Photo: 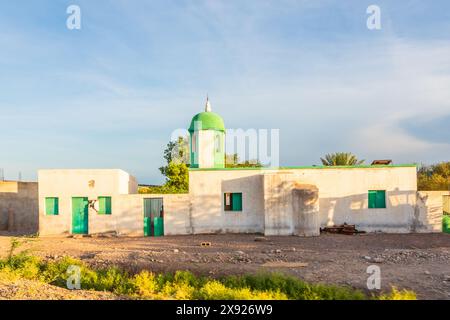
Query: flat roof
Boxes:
[{"xmin": 189, "ymin": 164, "xmax": 417, "ymax": 171}]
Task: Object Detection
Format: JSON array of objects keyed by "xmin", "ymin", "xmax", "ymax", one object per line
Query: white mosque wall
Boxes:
[
  {"xmin": 37, "ymin": 166, "xmax": 443, "ymax": 236},
  {"xmin": 189, "ymin": 165, "xmax": 427, "ymax": 235},
  {"xmin": 262, "ymin": 166, "xmax": 418, "ymax": 234},
  {"xmin": 188, "ymin": 169, "xmax": 266, "ymax": 234}
]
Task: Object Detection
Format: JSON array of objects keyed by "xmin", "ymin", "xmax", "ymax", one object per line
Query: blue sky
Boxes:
[{"xmin": 1, "ymin": 0, "xmax": 449, "ymax": 183}]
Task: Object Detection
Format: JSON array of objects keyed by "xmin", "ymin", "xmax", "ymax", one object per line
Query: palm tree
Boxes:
[{"xmin": 320, "ymin": 152, "xmax": 365, "ymax": 166}]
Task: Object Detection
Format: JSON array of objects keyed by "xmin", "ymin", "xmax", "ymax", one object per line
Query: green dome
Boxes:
[{"xmin": 189, "ymin": 112, "xmax": 225, "ymax": 132}]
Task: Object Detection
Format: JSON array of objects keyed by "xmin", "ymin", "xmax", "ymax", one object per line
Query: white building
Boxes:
[{"xmin": 37, "ymin": 100, "xmax": 448, "ymax": 236}]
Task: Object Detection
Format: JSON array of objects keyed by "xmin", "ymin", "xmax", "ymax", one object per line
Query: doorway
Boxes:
[
  {"xmin": 72, "ymin": 197, "xmax": 89, "ymax": 234},
  {"xmin": 143, "ymin": 198, "xmax": 164, "ymax": 237}
]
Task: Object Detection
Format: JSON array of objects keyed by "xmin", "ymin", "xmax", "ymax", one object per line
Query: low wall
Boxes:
[
  {"xmin": 114, "ymin": 194, "xmax": 191, "ymax": 236},
  {"xmin": 415, "ymin": 191, "xmax": 450, "ymax": 233},
  {"xmin": 0, "ymin": 181, "xmax": 38, "ymax": 234}
]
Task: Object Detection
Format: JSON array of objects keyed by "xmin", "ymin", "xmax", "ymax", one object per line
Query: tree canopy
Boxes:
[
  {"xmin": 320, "ymin": 152, "xmax": 365, "ymax": 166},
  {"xmin": 139, "ymin": 136, "xmax": 189, "ymax": 194},
  {"xmin": 417, "ymin": 162, "xmax": 450, "ymax": 191}
]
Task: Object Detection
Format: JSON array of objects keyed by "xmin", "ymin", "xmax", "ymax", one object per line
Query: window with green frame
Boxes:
[
  {"xmin": 224, "ymin": 193, "xmax": 243, "ymax": 211},
  {"xmin": 45, "ymin": 197, "xmax": 59, "ymax": 215},
  {"xmin": 368, "ymin": 190, "xmax": 386, "ymax": 209},
  {"xmin": 98, "ymin": 196, "xmax": 112, "ymax": 215}
]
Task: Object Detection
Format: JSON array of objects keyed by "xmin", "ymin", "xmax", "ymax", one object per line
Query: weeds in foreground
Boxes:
[{"xmin": 0, "ymin": 250, "xmax": 416, "ymax": 300}]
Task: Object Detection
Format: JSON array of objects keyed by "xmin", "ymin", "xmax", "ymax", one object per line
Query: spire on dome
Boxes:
[{"xmin": 205, "ymin": 95, "xmax": 212, "ymax": 112}]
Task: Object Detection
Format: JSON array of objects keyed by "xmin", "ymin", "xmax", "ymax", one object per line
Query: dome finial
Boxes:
[{"xmin": 205, "ymin": 94, "xmax": 212, "ymax": 112}]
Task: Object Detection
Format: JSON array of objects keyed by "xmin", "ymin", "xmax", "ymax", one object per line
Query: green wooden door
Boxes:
[
  {"xmin": 72, "ymin": 197, "xmax": 89, "ymax": 234},
  {"xmin": 143, "ymin": 198, "xmax": 164, "ymax": 237}
]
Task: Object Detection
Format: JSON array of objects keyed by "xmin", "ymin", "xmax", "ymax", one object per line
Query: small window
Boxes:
[
  {"xmin": 368, "ymin": 190, "xmax": 386, "ymax": 209},
  {"xmin": 98, "ymin": 196, "xmax": 112, "ymax": 215},
  {"xmin": 45, "ymin": 197, "xmax": 59, "ymax": 215},
  {"xmin": 224, "ymin": 193, "xmax": 243, "ymax": 211}
]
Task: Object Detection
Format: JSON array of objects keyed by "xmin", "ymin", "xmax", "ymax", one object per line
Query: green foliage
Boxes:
[
  {"xmin": 225, "ymin": 153, "xmax": 263, "ymax": 168},
  {"xmin": 164, "ymin": 162, "xmax": 189, "ymax": 190},
  {"xmin": 0, "ymin": 253, "xmax": 416, "ymax": 300},
  {"xmin": 197, "ymin": 280, "xmax": 287, "ymax": 300},
  {"xmin": 377, "ymin": 287, "xmax": 417, "ymax": 300},
  {"xmin": 138, "ymin": 179, "xmax": 188, "ymax": 194},
  {"xmin": 320, "ymin": 152, "xmax": 365, "ymax": 166},
  {"xmin": 159, "ymin": 136, "xmax": 189, "ymax": 176},
  {"xmin": 133, "ymin": 271, "xmax": 158, "ymax": 296},
  {"xmin": 417, "ymin": 162, "xmax": 450, "ymax": 191},
  {"xmin": 223, "ymin": 273, "xmax": 366, "ymax": 300},
  {"xmin": 146, "ymin": 136, "xmax": 190, "ymax": 194},
  {"xmin": 443, "ymin": 215, "xmax": 450, "ymax": 234},
  {"xmin": 7, "ymin": 238, "xmax": 22, "ymax": 260}
]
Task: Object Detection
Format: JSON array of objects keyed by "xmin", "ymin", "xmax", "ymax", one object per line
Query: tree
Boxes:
[
  {"xmin": 417, "ymin": 162, "xmax": 450, "ymax": 191},
  {"xmin": 320, "ymin": 152, "xmax": 365, "ymax": 166},
  {"xmin": 140, "ymin": 136, "xmax": 189, "ymax": 194},
  {"xmin": 225, "ymin": 153, "xmax": 263, "ymax": 168},
  {"xmin": 159, "ymin": 136, "xmax": 189, "ymax": 177},
  {"xmin": 164, "ymin": 162, "xmax": 189, "ymax": 191}
]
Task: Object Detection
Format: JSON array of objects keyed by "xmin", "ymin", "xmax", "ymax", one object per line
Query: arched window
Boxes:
[
  {"xmin": 191, "ymin": 133, "xmax": 197, "ymax": 153},
  {"xmin": 215, "ymin": 134, "xmax": 221, "ymax": 153}
]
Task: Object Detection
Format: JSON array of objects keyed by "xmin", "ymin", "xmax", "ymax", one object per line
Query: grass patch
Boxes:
[{"xmin": 0, "ymin": 239, "xmax": 416, "ymax": 300}]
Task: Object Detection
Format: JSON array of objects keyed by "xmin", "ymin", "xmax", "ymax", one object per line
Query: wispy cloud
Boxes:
[{"xmin": 0, "ymin": 1, "xmax": 449, "ymax": 182}]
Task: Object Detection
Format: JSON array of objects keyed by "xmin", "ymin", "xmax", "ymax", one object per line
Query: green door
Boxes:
[
  {"xmin": 143, "ymin": 198, "xmax": 164, "ymax": 237},
  {"xmin": 72, "ymin": 197, "xmax": 89, "ymax": 235}
]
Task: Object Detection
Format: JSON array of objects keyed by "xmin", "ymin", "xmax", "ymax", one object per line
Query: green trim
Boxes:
[
  {"xmin": 368, "ymin": 190, "xmax": 386, "ymax": 209},
  {"xmin": 232, "ymin": 193, "xmax": 242, "ymax": 211},
  {"xmin": 72, "ymin": 197, "xmax": 89, "ymax": 235},
  {"xmin": 45, "ymin": 197, "xmax": 59, "ymax": 215},
  {"xmin": 189, "ymin": 164, "xmax": 417, "ymax": 171},
  {"xmin": 98, "ymin": 196, "xmax": 112, "ymax": 215},
  {"xmin": 224, "ymin": 193, "xmax": 243, "ymax": 212}
]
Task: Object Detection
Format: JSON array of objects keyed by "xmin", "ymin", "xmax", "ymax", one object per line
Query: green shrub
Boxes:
[
  {"xmin": 197, "ymin": 280, "xmax": 287, "ymax": 300},
  {"xmin": 223, "ymin": 273, "xmax": 365, "ymax": 300},
  {"xmin": 443, "ymin": 215, "xmax": 450, "ymax": 234},
  {"xmin": 378, "ymin": 287, "xmax": 417, "ymax": 300},
  {"xmin": 0, "ymin": 253, "xmax": 416, "ymax": 300},
  {"xmin": 133, "ymin": 271, "xmax": 158, "ymax": 297}
]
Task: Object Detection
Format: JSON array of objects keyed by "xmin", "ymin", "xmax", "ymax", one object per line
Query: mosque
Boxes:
[{"xmin": 3, "ymin": 99, "xmax": 445, "ymax": 236}]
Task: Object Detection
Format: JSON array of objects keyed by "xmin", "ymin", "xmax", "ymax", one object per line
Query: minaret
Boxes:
[
  {"xmin": 188, "ymin": 97, "xmax": 226, "ymax": 168},
  {"xmin": 205, "ymin": 95, "xmax": 212, "ymax": 112}
]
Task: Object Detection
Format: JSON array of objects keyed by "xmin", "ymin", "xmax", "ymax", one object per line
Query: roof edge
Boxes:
[{"xmin": 189, "ymin": 164, "xmax": 418, "ymax": 171}]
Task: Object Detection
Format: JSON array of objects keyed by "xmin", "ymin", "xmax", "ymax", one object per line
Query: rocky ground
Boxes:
[{"xmin": 0, "ymin": 233, "xmax": 449, "ymax": 300}]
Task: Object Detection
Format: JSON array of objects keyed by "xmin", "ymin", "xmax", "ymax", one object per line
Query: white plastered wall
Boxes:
[
  {"xmin": 38, "ymin": 169, "xmax": 138, "ymax": 235},
  {"xmin": 415, "ymin": 191, "xmax": 449, "ymax": 233},
  {"xmin": 188, "ymin": 170, "xmax": 265, "ymax": 234},
  {"xmin": 188, "ymin": 166, "xmax": 421, "ymax": 235}
]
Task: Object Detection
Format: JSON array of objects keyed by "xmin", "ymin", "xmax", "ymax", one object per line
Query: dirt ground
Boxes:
[{"xmin": 0, "ymin": 233, "xmax": 449, "ymax": 300}]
